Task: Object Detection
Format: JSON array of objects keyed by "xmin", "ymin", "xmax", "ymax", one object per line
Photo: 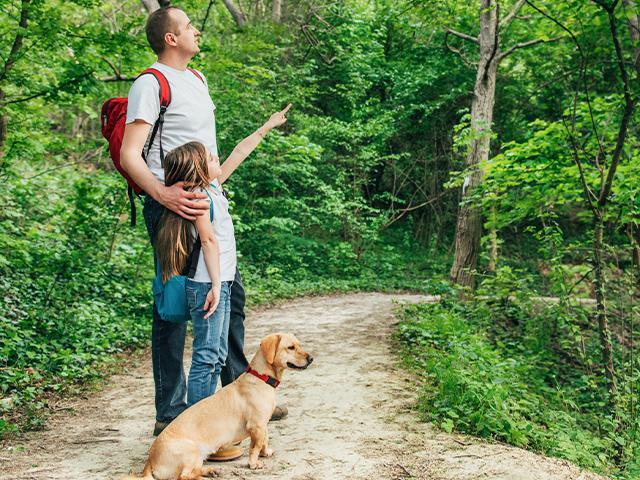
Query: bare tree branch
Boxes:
[
  {"xmin": 99, "ymin": 57, "xmax": 136, "ymax": 82},
  {"xmin": 526, "ymin": 0, "xmax": 608, "ymax": 173},
  {"xmin": 445, "ymin": 28, "xmax": 479, "ymax": 44},
  {"xmin": 100, "ymin": 75, "xmax": 137, "ymax": 82},
  {"xmin": 622, "ymin": 0, "xmax": 640, "ymax": 70},
  {"xmin": 444, "ymin": 30, "xmax": 479, "ymax": 67},
  {"xmin": 222, "ymin": 0, "xmax": 247, "ymax": 28},
  {"xmin": 201, "ymin": 0, "xmax": 215, "ymax": 31},
  {"xmin": 498, "ymin": 35, "xmax": 562, "ymax": 60},
  {"xmin": 382, "ymin": 190, "xmax": 453, "ymax": 230},
  {"xmin": 598, "ymin": 3, "xmax": 636, "ymax": 205},
  {"xmin": 500, "ymin": 0, "xmax": 527, "ymax": 29},
  {"xmin": 561, "ymin": 117, "xmax": 599, "ymax": 215}
]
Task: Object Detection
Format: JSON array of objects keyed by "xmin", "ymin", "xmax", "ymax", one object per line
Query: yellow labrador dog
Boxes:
[{"xmin": 124, "ymin": 333, "xmax": 313, "ymax": 480}]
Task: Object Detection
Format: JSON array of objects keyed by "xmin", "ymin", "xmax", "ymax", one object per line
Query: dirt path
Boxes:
[{"xmin": 1, "ymin": 293, "xmax": 607, "ymax": 480}]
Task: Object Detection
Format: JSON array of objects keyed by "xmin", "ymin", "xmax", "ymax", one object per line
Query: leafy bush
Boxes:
[{"xmin": 397, "ymin": 288, "xmax": 639, "ymax": 479}]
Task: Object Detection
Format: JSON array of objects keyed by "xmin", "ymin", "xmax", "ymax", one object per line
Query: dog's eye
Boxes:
[{"xmin": 287, "ymin": 345, "xmax": 295, "ymax": 350}]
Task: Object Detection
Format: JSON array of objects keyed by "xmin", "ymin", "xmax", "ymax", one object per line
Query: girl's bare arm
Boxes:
[
  {"xmin": 194, "ymin": 209, "xmax": 221, "ymax": 317},
  {"xmin": 219, "ymin": 104, "xmax": 291, "ymax": 184}
]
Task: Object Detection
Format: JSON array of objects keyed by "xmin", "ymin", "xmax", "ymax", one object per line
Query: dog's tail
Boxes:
[{"xmin": 121, "ymin": 460, "xmax": 154, "ymax": 480}]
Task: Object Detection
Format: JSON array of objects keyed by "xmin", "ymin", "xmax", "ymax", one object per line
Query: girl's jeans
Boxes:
[{"xmin": 186, "ymin": 279, "xmax": 232, "ymax": 406}]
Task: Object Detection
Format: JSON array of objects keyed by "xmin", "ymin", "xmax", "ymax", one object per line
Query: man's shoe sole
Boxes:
[
  {"xmin": 206, "ymin": 445, "xmax": 243, "ymax": 462},
  {"xmin": 270, "ymin": 405, "xmax": 289, "ymax": 421},
  {"xmin": 153, "ymin": 421, "xmax": 171, "ymax": 436}
]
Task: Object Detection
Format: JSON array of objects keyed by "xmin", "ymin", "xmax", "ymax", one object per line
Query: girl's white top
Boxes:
[{"xmin": 190, "ymin": 181, "xmax": 237, "ymax": 283}]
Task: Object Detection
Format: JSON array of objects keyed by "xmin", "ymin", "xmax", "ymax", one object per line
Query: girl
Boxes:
[{"xmin": 155, "ymin": 104, "xmax": 291, "ymax": 406}]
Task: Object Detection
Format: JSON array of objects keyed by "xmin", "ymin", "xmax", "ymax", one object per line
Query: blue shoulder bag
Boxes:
[{"xmin": 152, "ymin": 191, "xmax": 214, "ymax": 323}]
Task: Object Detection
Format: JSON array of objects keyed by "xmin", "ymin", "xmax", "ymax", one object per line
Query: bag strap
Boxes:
[
  {"xmin": 183, "ymin": 236, "xmax": 202, "ymax": 278},
  {"xmin": 183, "ymin": 190, "xmax": 214, "ymax": 278},
  {"xmin": 204, "ymin": 188, "xmax": 215, "ymax": 222},
  {"xmin": 188, "ymin": 67, "xmax": 205, "ymax": 84},
  {"xmin": 139, "ymin": 68, "xmax": 171, "ymax": 168},
  {"xmin": 128, "ymin": 185, "xmax": 136, "ymax": 227},
  {"xmin": 139, "ymin": 67, "xmax": 203, "ymax": 169},
  {"xmin": 127, "ymin": 68, "xmax": 171, "ymax": 228}
]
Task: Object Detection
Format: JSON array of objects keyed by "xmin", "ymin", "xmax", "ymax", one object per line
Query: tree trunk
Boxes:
[
  {"xmin": 272, "ymin": 0, "xmax": 282, "ymax": 22},
  {"xmin": 0, "ymin": 0, "xmax": 31, "ymax": 158},
  {"xmin": 0, "ymin": 89, "xmax": 7, "ymax": 162},
  {"xmin": 623, "ymin": 0, "xmax": 640, "ymax": 65},
  {"xmin": 222, "ymin": 0, "xmax": 247, "ymax": 28},
  {"xmin": 593, "ymin": 214, "xmax": 618, "ymax": 402},
  {"xmin": 487, "ymin": 205, "xmax": 498, "ymax": 273},
  {"xmin": 141, "ymin": 0, "xmax": 161, "ymax": 13},
  {"xmin": 450, "ymin": 0, "xmax": 499, "ymax": 289},
  {"xmin": 625, "ymin": 222, "xmax": 640, "ymax": 273}
]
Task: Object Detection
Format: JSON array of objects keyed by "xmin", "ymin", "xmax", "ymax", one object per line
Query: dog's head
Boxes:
[{"xmin": 260, "ymin": 333, "xmax": 313, "ymax": 370}]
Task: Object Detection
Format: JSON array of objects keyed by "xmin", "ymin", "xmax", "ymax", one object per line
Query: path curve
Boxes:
[{"xmin": 0, "ymin": 293, "xmax": 606, "ymax": 480}]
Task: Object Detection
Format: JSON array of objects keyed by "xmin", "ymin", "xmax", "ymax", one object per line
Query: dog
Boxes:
[{"xmin": 123, "ymin": 333, "xmax": 313, "ymax": 480}]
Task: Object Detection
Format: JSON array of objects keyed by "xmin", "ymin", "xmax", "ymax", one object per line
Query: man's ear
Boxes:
[
  {"xmin": 260, "ymin": 334, "xmax": 281, "ymax": 365},
  {"xmin": 164, "ymin": 32, "xmax": 177, "ymax": 47}
]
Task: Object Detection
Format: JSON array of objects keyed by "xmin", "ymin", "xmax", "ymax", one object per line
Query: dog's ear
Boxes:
[{"xmin": 260, "ymin": 334, "xmax": 281, "ymax": 365}]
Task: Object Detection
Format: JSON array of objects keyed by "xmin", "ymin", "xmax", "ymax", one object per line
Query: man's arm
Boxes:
[{"xmin": 120, "ymin": 119, "xmax": 208, "ymax": 220}]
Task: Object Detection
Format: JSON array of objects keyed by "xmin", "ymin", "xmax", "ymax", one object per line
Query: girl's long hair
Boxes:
[{"xmin": 155, "ymin": 141, "xmax": 210, "ymax": 282}]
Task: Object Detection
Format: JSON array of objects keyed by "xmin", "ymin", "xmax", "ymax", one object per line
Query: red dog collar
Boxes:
[{"xmin": 246, "ymin": 366, "xmax": 280, "ymax": 388}]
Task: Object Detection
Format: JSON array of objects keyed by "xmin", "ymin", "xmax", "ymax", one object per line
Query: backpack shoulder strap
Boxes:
[
  {"xmin": 188, "ymin": 68, "xmax": 205, "ymax": 84},
  {"xmin": 204, "ymin": 188, "xmax": 214, "ymax": 222},
  {"xmin": 139, "ymin": 68, "xmax": 171, "ymax": 108},
  {"xmin": 138, "ymin": 68, "xmax": 171, "ymax": 168},
  {"xmin": 184, "ymin": 189, "xmax": 214, "ymax": 279}
]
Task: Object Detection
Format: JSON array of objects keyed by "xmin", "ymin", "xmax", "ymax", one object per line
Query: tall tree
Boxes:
[
  {"xmin": 141, "ymin": 0, "xmax": 161, "ymax": 13},
  {"xmin": 0, "ymin": 0, "xmax": 31, "ymax": 159},
  {"xmin": 222, "ymin": 0, "xmax": 247, "ymax": 28},
  {"xmin": 448, "ymin": 0, "xmax": 556, "ymax": 289},
  {"xmin": 273, "ymin": 0, "xmax": 282, "ymax": 23},
  {"xmin": 565, "ymin": 0, "xmax": 638, "ymax": 403}
]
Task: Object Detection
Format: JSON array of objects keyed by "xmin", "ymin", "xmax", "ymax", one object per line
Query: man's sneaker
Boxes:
[
  {"xmin": 153, "ymin": 420, "xmax": 171, "ymax": 437},
  {"xmin": 206, "ymin": 445, "xmax": 244, "ymax": 462},
  {"xmin": 270, "ymin": 404, "xmax": 288, "ymax": 421}
]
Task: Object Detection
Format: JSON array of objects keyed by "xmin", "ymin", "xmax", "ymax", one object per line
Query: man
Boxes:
[{"xmin": 120, "ymin": 6, "xmax": 287, "ymax": 460}]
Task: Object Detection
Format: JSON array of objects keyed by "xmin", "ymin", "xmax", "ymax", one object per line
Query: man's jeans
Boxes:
[
  {"xmin": 186, "ymin": 279, "xmax": 232, "ymax": 406},
  {"xmin": 143, "ymin": 195, "xmax": 249, "ymax": 423}
]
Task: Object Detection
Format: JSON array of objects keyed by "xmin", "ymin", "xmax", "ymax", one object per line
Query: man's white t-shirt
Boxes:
[
  {"xmin": 191, "ymin": 182, "xmax": 237, "ymax": 283},
  {"xmin": 125, "ymin": 62, "xmax": 218, "ymax": 184}
]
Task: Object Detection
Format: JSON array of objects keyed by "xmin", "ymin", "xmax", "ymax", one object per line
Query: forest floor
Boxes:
[{"xmin": 0, "ymin": 293, "xmax": 608, "ymax": 480}]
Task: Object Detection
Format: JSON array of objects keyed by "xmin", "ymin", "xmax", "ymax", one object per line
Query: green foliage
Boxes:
[
  {"xmin": 0, "ymin": 167, "xmax": 151, "ymax": 433},
  {"xmin": 476, "ymin": 96, "xmax": 640, "ymax": 233},
  {"xmin": 1, "ymin": 4, "xmax": 639, "ymax": 479},
  {"xmin": 397, "ymin": 272, "xmax": 640, "ymax": 479}
]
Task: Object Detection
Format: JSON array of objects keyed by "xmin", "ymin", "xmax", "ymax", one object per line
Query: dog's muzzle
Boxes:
[{"xmin": 287, "ymin": 355, "xmax": 313, "ymax": 370}]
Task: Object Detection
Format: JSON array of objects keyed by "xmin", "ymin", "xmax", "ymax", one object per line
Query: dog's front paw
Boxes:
[
  {"xmin": 248, "ymin": 460, "xmax": 264, "ymax": 470},
  {"xmin": 201, "ymin": 465, "xmax": 220, "ymax": 477},
  {"xmin": 260, "ymin": 447, "xmax": 274, "ymax": 458}
]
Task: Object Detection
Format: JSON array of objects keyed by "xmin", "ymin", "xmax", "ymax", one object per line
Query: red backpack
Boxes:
[{"xmin": 101, "ymin": 67, "xmax": 204, "ymax": 225}]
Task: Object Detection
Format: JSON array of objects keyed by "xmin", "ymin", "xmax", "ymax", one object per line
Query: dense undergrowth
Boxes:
[
  {"xmin": 0, "ymin": 163, "xmax": 442, "ymax": 437},
  {"xmin": 2, "ymin": 1, "xmax": 640, "ymax": 476},
  {"xmin": 397, "ymin": 268, "xmax": 640, "ymax": 479}
]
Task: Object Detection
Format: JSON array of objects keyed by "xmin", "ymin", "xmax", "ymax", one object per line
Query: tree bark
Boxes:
[
  {"xmin": 487, "ymin": 205, "xmax": 498, "ymax": 273},
  {"xmin": 622, "ymin": 0, "xmax": 640, "ymax": 67},
  {"xmin": 272, "ymin": 0, "xmax": 282, "ymax": 22},
  {"xmin": 141, "ymin": 0, "xmax": 161, "ymax": 13},
  {"xmin": 0, "ymin": 0, "xmax": 31, "ymax": 158},
  {"xmin": 593, "ymin": 215, "xmax": 618, "ymax": 399},
  {"xmin": 450, "ymin": 0, "xmax": 499, "ymax": 289},
  {"xmin": 222, "ymin": 0, "xmax": 247, "ymax": 28},
  {"xmin": 625, "ymin": 222, "xmax": 640, "ymax": 273}
]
